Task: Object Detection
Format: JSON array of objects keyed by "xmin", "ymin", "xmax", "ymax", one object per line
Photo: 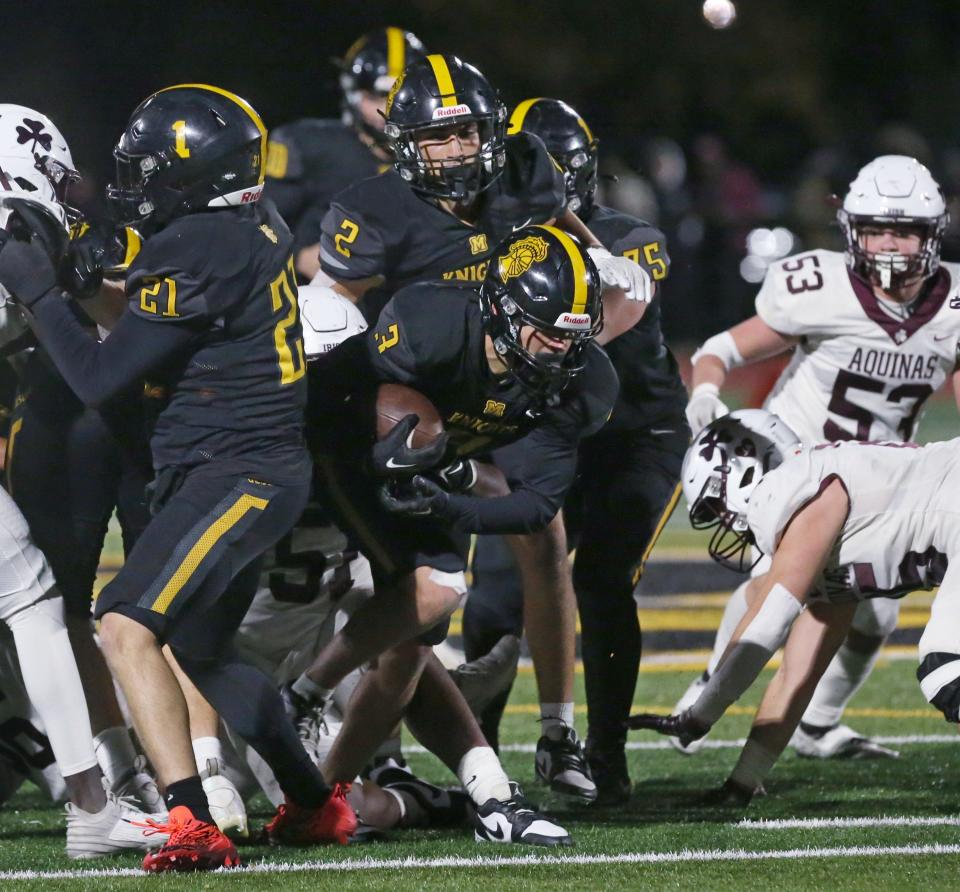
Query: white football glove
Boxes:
[
  {"xmin": 685, "ymin": 383, "xmax": 730, "ymax": 436},
  {"xmin": 587, "ymin": 246, "xmax": 653, "ymax": 303}
]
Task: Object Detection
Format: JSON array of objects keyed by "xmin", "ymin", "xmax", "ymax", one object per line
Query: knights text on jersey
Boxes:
[
  {"xmin": 318, "ymin": 132, "xmax": 566, "ymax": 302},
  {"xmin": 582, "ymin": 204, "xmax": 686, "ymax": 429},
  {"xmin": 264, "ymin": 119, "xmax": 385, "ymax": 249},
  {"xmin": 748, "ymin": 439, "xmax": 960, "ymax": 600},
  {"xmin": 126, "ymin": 202, "xmax": 308, "ymax": 471},
  {"xmin": 755, "ymin": 250, "xmax": 960, "ymax": 443}
]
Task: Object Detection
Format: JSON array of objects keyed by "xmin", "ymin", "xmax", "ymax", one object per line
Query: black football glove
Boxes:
[
  {"xmin": 434, "ymin": 458, "xmax": 478, "ymax": 493},
  {"xmin": 370, "ymin": 413, "xmax": 448, "ymax": 479},
  {"xmin": 59, "ymin": 225, "xmax": 107, "ymax": 299},
  {"xmin": 6, "ymin": 202, "xmax": 69, "ymax": 263},
  {"xmin": 624, "ymin": 709, "xmax": 711, "ymax": 748},
  {"xmin": 379, "ymin": 474, "xmax": 451, "ymax": 518},
  {"xmin": 0, "ymin": 228, "xmax": 59, "ymax": 308}
]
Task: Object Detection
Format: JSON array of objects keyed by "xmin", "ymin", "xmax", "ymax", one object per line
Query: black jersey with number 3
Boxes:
[{"xmin": 125, "ymin": 202, "xmax": 308, "ymax": 470}]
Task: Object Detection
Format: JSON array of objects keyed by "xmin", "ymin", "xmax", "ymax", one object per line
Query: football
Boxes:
[{"xmin": 375, "ymin": 383, "xmax": 444, "ymax": 448}]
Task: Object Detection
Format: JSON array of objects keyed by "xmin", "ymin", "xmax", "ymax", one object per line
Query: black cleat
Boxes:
[
  {"xmin": 535, "ymin": 727, "xmax": 597, "ymax": 802},
  {"xmin": 473, "ymin": 784, "xmax": 572, "ymax": 847}
]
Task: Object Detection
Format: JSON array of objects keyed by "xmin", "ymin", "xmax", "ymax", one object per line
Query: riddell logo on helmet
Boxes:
[
  {"xmin": 240, "ymin": 191, "xmax": 261, "ymax": 203},
  {"xmin": 432, "ymin": 104, "xmax": 472, "ymax": 120},
  {"xmin": 555, "ymin": 312, "xmax": 592, "ymax": 330}
]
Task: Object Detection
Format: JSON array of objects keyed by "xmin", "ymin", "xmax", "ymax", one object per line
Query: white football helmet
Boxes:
[
  {"xmin": 298, "ymin": 285, "xmax": 368, "ymax": 359},
  {"xmin": 837, "ymin": 154, "xmax": 948, "ymax": 290},
  {"xmin": 0, "ymin": 104, "xmax": 79, "ymax": 235},
  {"xmin": 682, "ymin": 409, "xmax": 800, "ymax": 571}
]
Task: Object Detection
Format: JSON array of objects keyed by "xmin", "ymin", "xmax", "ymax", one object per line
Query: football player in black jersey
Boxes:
[
  {"xmin": 464, "ymin": 99, "xmax": 690, "ymax": 805},
  {"xmin": 309, "ymin": 53, "xmax": 651, "ymax": 800},
  {"xmin": 296, "ymin": 226, "xmax": 616, "ymax": 844},
  {"xmin": 264, "ymin": 27, "xmax": 426, "ymax": 279},
  {"xmin": 0, "ymin": 84, "xmax": 356, "ymax": 871}
]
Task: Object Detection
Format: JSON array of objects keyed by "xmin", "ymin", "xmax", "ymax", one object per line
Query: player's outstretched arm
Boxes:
[
  {"xmin": 629, "ymin": 477, "xmax": 849, "ymax": 736},
  {"xmin": 687, "ymin": 316, "xmax": 797, "ymax": 435}
]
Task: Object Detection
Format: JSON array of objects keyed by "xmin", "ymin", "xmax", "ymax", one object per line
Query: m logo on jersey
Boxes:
[
  {"xmin": 483, "ymin": 399, "xmax": 506, "ymax": 417},
  {"xmin": 499, "ymin": 236, "xmax": 548, "ymax": 283},
  {"xmin": 259, "ymin": 224, "xmax": 278, "ymax": 244},
  {"xmin": 469, "ymin": 233, "xmax": 488, "ymax": 255}
]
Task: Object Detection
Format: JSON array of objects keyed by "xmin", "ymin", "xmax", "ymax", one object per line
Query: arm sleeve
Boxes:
[
  {"xmin": 28, "ymin": 291, "xmax": 199, "ymax": 407},
  {"xmin": 440, "ymin": 424, "xmax": 579, "ymax": 534}
]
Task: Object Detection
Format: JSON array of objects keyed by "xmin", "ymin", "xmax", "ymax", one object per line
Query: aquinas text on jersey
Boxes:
[{"xmin": 846, "ymin": 347, "xmax": 938, "ymax": 381}]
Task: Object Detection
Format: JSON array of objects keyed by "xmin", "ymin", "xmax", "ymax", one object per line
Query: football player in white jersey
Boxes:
[
  {"xmin": 0, "ymin": 106, "xmax": 165, "ymax": 857},
  {"xmin": 674, "ymin": 155, "xmax": 959, "ymax": 760},
  {"xmin": 630, "ymin": 410, "xmax": 960, "ymax": 802}
]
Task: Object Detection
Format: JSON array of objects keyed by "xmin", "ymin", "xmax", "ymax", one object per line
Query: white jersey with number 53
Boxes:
[
  {"xmin": 755, "ymin": 249, "xmax": 960, "ymax": 443},
  {"xmin": 748, "ymin": 439, "xmax": 960, "ymax": 602}
]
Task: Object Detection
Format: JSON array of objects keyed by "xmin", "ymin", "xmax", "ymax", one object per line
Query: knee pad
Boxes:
[
  {"xmin": 918, "ymin": 652, "xmax": 960, "ymax": 722},
  {"xmin": 851, "ymin": 597, "xmax": 900, "ymax": 638}
]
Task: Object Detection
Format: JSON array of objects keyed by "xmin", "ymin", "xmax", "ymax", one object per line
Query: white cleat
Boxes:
[
  {"xmin": 669, "ymin": 674, "xmax": 710, "ymax": 755},
  {"xmin": 65, "ymin": 787, "xmax": 168, "ymax": 859},
  {"xmin": 112, "ymin": 755, "xmax": 166, "ymax": 816},
  {"xmin": 200, "ymin": 758, "xmax": 249, "ymax": 838},
  {"xmin": 790, "ymin": 723, "xmax": 900, "ymax": 760}
]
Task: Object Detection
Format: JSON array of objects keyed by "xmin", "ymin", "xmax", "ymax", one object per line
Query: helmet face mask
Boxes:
[
  {"xmin": 480, "ymin": 225, "xmax": 602, "ymax": 399},
  {"xmin": 838, "ymin": 154, "xmax": 949, "ymax": 292},
  {"xmin": 339, "ymin": 27, "xmax": 426, "ymax": 148},
  {"xmin": 507, "ymin": 98, "xmax": 598, "ymax": 217},
  {"xmin": 681, "ymin": 410, "xmax": 801, "ymax": 572},
  {"xmin": 106, "ymin": 84, "xmax": 267, "ymax": 230},
  {"xmin": 385, "ymin": 55, "xmax": 507, "ymax": 203}
]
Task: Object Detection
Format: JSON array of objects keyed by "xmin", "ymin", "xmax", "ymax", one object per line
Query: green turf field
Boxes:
[
  {"xmin": 43, "ymin": 384, "xmax": 960, "ymax": 887},
  {"xmin": 2, "ymin": 653, "xmax": 958, "ymax": 889}
]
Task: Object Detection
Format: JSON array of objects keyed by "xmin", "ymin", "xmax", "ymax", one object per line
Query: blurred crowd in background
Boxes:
[{"xmin": 16, "ymin": 0, "xmax": 960, "ymax": 343}]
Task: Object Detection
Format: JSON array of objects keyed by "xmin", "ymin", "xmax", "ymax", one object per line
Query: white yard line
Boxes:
[
  {"xmin": 738, "ymin": 815, "xmax": 960, "ymax": 829},
  {"xmin": 2, "ymin": 843, "xmax": 960, "ymax": 880},
  {"xmin": 405, "ymin": 733, "xmax": 960, "ymax": 755}
]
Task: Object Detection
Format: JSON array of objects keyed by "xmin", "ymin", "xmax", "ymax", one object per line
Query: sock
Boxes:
[
  {"xmin": 93, "ymin": 726, "xmax": 138, "ymax": 787},
  {"xmin": 690, "ymin": 584, "xmax": 802, "ymax": 727},
  {"xmin": 457, "ymin": 746, "xmax": 512, "ymax": 806},
  {"xmin": 8, "ymin": 596, "xmax": 98, "ymax": 776},
  {"xmin": 192, "ymin": 736, "xmax": 224, "ymax": 774},
  {"xmin": 729, "ymin": 739, "xmax": 780, "ymax": 791},
  {"xmin": 382, "ymin": 785, "xmax": 407, "ymax": 821},
  {"xmin": 801, "ymin": 640, "xmax": 880, "ymax": 728},
  {"xmin": 165, "ymin": 775, "xmax": 214, "ymax": 824},
  {"xmin": 540, "ymin": 702, "xmax": 575, "ymax": 739},
  {"xmin": 707, "ymin": 581, "xmax": 750, "ymax": 675},
  {"xmin": 293, "ymin": 673, "xmax": 333, "ymax": 705}
]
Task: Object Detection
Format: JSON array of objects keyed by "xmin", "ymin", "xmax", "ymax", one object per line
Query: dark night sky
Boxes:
[{"xmin": 13, "ymin": 0, "xmax": 960, "ymax": 192}]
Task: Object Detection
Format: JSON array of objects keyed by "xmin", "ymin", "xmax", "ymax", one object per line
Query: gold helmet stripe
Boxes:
[
  {"xmin": 426, "ymin": 55, "xmax": 458, "ymax": 107},
  {"xmin": 121, "ymin": 227, "xmax": 142, "ymax": 270},
  {"xmin": 538, "ymin": 225, "xmax": 588, "ymax": 315},
  {"xmin": 385, "ymin": 27, "xmax": 406, "ymax": 79},
  {"xmin": 507, "ymin": 97, "xmax": 544, "ymax": 135},
  {"xmin": 577, "ymin": 115, "xmax": 595, "ymax": 144},
  {"xmin": 158, "ymin": 83, "xmax": 268, "ymax": 184}
]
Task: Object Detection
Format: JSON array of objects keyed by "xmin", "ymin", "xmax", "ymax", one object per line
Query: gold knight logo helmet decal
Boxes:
[
  {"xmin": 385, "ymin": 70, "xmax": 406, "ymax": 117},
  {"xmin": 499, "ymin": 235, "xmax": 549, "ymax": 282}
]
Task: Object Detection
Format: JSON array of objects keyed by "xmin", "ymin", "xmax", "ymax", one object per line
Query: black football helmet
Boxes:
[
  {"xmin": 385, "ymin": 54, "xmax": 506, "ymax": 203},
  {"xmin": 508, "ymin": 98, "xmax": 598, "ymax": 217},
  {"xmin": 480, "ymin": 224, "xmax": 602, "ymax": 397},
  {"xmin": 339, "ymin": 27, "xmax": 426, "ymax": 148},
  {"xmin": 106, "ymin": 84, "xmax": 267, "ymax": 229}
]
